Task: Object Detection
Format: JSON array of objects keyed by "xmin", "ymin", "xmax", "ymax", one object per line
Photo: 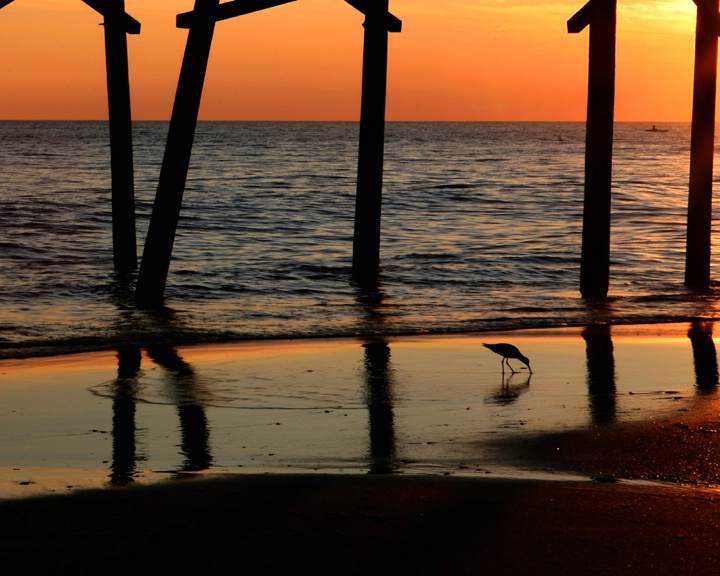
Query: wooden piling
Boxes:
[
  {"xmin": 348, "ymin": 0, "xmax": 401, "ymax": 286},
  {"xmin": 135, "ymin": 0, "xmax": 220, "ymax": 308},
  {"xmin": 103, "ymin": 0, "xmax": 138, "ymax": 275},
  {"xmin": 82, "ymin": 0, "xmax": 141, "ymax": 275},
  {"xmin": 135, "ymin": 0, "xmax": 296, "ymax": 308},
  {"xmin": 568, "ymin": 0, "xmax": 617, "ymax": 299},
  {"xmin": 685, "ymin": 0, "xmax": 720, "ymax": 291}
]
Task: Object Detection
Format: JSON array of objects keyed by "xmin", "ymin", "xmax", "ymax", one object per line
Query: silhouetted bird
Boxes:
[{"xmin": 483, "ymin": 343, "xmax": 532, "ymax": 374}]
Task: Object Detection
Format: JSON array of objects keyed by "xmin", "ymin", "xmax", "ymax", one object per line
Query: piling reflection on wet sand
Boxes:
[{"xmin": 1, "ymin": 323, "xmax": 718, "ymax": 498}]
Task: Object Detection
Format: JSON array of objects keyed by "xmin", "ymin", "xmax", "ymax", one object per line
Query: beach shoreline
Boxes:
[
  {"xmin": 0, "ymin": 319, "xmax": 706, "ymax": 362},
  {"xmin": 2, "ymin": 322, "xmax": 720, "ymax": 572},
  {"xmin": 1, "ymin": 321, "xmax": 718, "ymax": 495}
]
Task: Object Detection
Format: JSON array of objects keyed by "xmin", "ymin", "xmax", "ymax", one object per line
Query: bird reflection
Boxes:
[
  {"xmin": 688, "ymin": 321, "xmax": 719, "ymax": 393},
  {"xmin": 485, "ymin": 373, "xmax": 531, "ymax": 405},
  {"xmin": 362, "ymin": 339, "xmax": 396, "ymax": 474},
  {"xmin": 145, "ymin": 345, "xmax": 212, "ymax": 472},
  {"xmin": 582, "ymin": 324, "xmax": 616, "ymax": 423},
  {"xmin": 109, "ymin": 345, "xmax": 142, "ymax": 486}
]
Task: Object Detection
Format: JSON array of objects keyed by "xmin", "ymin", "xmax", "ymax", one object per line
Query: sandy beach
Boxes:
[
  {"xmin": 2, "ymin": 322, "xmax": 720, "ymax": 574},
  {"xmin": 2, "ymin": 474, "xmax": 720, "ymax": 575}
]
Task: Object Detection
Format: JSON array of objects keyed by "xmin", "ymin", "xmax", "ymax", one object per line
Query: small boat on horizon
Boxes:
[{"xmin": 646, "ymin": 125, "xmax": 668, "ymax": 133}]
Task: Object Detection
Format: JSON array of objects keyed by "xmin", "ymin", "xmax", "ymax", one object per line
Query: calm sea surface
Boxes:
[{"xmin": 0, "ymin": 120, "xmax": 718, "ymax": 358}]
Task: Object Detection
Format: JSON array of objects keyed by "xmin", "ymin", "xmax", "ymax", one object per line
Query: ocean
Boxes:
[{"xmin": 0, "ymin": 120, "xmax": 716, "ymax": 358}]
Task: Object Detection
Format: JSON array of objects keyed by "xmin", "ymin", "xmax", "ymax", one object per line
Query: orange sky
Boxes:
[{"xmin": 0, "ymin": 1, "xmax": 703, "ymax": 121}]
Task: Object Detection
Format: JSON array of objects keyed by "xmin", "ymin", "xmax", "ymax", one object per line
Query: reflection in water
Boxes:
[
  {"xmin": 582, "ymin": 325, "xmax": 616, "ymax": 424},
  {"xmin": 106, "ymin": 343, "xmax": 212, "ymax": 482},
  {"xmin": 484, "ymin": 373, "xmax": 531, "ymax": 405},
  {"xmin": 145, "ymin": 345, "xmax": 212, "ymax": 472},
  {"xmin": 354, "ymin": 281, "xmax": 397, "ymax": 473},
  {"xmin": 688, "ymin": 322, "xmax": 719, "ymax": 393},
  {"xmin": 353, "ymin": 282, "xmax": 387, "ymax": 334},
  {"xmin": 109, "ymin": 345, "xmax": 142, "ymax": 486},
  {"xmin": 362, "ymin": 339, "xmax": 396, "ymax": 474}
]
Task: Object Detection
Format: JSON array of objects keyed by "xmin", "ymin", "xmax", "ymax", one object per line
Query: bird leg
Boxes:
[{"xmin": 505, "ymin": 358, "xmax": 517, "ymax": 374}]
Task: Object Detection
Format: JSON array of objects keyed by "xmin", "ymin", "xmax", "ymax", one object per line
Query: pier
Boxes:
[{"xmin": 2, "ymin": 1, "xmax": 719, "ymax": 304}]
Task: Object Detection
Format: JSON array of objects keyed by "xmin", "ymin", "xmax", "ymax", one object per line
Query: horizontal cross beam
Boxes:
[
  {"xmin": 568, "ymin": 0, "xmax": 720, "ymax": 36},
  {"xmin": 345, "ymin": 0, "xmax": 402, "ymax": 33},
  {"xmin": 177, "ymin": 0, "xmax": 296, "ymax": 29},
  {"xmin": 567, "ymin": 0, "xmax": 609, "ymax": 33},
  {"xmin": 81, "ymin": 0, "xmax": 141, "ymax": 34}
]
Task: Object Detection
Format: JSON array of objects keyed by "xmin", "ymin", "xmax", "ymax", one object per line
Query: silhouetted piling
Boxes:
[
  {"xmin": 349, "ymin": 0, "xmax": 402, "ymax": 285},
  {"xmin": 135, "ymin": 0, "xmax": 296, "ymax": 308},
  {"xmin": 82, "ymin": 0, "xmax": 140, "ymax": 274},
  {"xmin": 685, "ymin": 0, "xmax": 720, "ymax": 290},
  {"xmin": 103, "ymin": 1, "xmax": 139, "ymax": 274},
  {"xmin": 568, "ymin": 0, "xmax": 616, "ymax": 299},
  {"xmin": 135, "ymin": 0, "xmax": 219, "ymax": 308}
]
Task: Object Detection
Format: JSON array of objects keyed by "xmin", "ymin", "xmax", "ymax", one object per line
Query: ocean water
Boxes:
[{"xmin": 0, "ymin": 120, "xmax": 718, "ymax": 358}]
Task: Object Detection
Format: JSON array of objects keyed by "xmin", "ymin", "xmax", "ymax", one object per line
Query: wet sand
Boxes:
[{"xmin": 2, "ymin": 323, "xmax": 720, "ymax": 574}]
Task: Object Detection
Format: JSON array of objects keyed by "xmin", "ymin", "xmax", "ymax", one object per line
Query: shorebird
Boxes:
[{"xmin": 483, "ymin": 343, "xmax": 532, "ymax": 374}]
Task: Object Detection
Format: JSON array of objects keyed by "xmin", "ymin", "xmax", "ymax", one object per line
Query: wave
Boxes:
[{"xmin": 1, "ymin": 121, "xmax": 717, "ymax": 359}]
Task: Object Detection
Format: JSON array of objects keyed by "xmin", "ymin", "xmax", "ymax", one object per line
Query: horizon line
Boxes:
[{"xmin": 0, "ymin": 118, "xmax": 693, "ymax": 123}]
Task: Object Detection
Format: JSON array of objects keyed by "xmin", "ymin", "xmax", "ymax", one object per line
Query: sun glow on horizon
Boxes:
[{"xmin": 0, "ymin": 0, "xmax": 713, "ymax": 121}]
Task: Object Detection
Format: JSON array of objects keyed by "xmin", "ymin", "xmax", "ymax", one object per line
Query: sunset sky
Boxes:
[{"xmin": 0, "ymin": 1, "xmax": 702, "ymax": 121}]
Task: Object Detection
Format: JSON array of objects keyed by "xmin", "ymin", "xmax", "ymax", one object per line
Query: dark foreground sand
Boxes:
[{"xmin": 1, "ymin": 473, "xmax": 719, "ymax": 576}]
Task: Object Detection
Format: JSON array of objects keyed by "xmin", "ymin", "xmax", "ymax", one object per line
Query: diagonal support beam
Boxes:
[
  {"xmin": 345, "ymin": 0, "xmax": 401, "ymax": 32},
  {"xmin": 137, "ymin": 0, "xmax": 295, "ymax": 306},
  {"xmin": 137, "ymin": 0, "xmax": 221, "ymax": 307},
  {"xmin": 567, "ymin": 0, "xmax": 598, "ymax": 33},
  {"xmin": 81, "ymin": 0, "xmax": 140, "ymax": 34},
  {"xmin": 177, "ymin": 0, "xmax": 295, "ymax": 28}
]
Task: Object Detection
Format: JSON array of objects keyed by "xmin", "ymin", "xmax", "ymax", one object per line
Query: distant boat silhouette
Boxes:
[{"xmin": 646, "ymin": 125, "xmax": 668, "ymax": 133}]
